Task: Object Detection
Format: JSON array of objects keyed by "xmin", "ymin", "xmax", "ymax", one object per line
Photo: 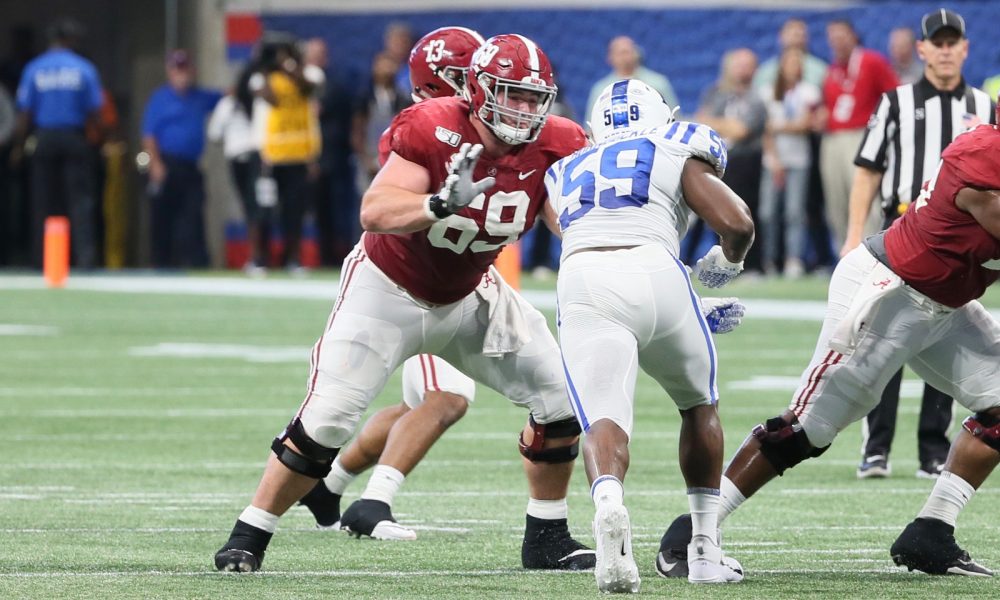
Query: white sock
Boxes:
[
  {"xmin": 718, "ymin": 476, "xmax": 746, "ymax": 525},
  {"xmin": 590, "ymin": 475, "xmax": 624, "ymax": 509},
  {"xmin": 239, "ymin": 505, "xmax": 280, "ymax": 533},
  {"xmin": 360, "ymin": 465, "xmax": 405, "ymax": 507},
  {"xmin": 324, "ymin": 456, "xmax": 357, "ymax": 495},
  {"xmin": 687, "ymin": 487, "xmax": 721, "ymax": 541},
  {"xmin": 917, "ymin": 471, "xmax": 975, "ymax": 527},
  {"xmin": 527, "ymin": 497, "xmax": 568, "ymax": 521}
]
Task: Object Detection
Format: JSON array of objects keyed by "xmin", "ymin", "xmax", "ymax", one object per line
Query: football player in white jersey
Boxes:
[{"xmin": 547, "ymin": 79, "xmax": 754, "ymax": 591}]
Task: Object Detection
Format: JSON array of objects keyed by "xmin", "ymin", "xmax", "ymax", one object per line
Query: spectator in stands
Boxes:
[
  {"xmin": 754, "ymin": 18, "xmax": 828, "ymax": 90},
  {"xmin": 85, "ymin": 88, "xmax": 121, "ymax": 268},
  {"xmin": 352, "ymin": 52, "xmax": 411, "ymax": 188},
  {"xmin": 819, "ymin": 19, "xmax": 898, "ymax": 251},
  {"xmin": 888, "ymin": 27, "xmax": 923, "ymax": 84},
  {"xmin": 0, "ymin": 83, "xmax": 14, "ymax": 265},
  {"xmin": 383, "ymin": 22, "xmax": 415, "ymax": 99},
  {"xmin": 586, "ymin": 36, "xmax": 678, "ymax": 117},
  {"xmin": 14, "ymin": 18, "xmax": 103, "ymax": 270},
  {"xmin": 980, "ymin": 63, "xmax": 1000, "ymax": 101},
  {"xmin": 692, "ymin": 48, "xmax": 767, "ymax": 275},
  {"xmin": 141, "ymin": 49, "xmax": 221, "ymax": 268},
  {"xmin": 250, "ymin": 34, "xmax": 321, "ymax": 274},
  {"xmin": 208, "ymin": 59, "xmax": 264, "ymax": 276},
  {"xmin": 305, "ymin": 37, "xmax": 360, "ymax": 266},
  {"xmin": 759, "ymin": 47, "xmax": 821, "ymax": 278}
]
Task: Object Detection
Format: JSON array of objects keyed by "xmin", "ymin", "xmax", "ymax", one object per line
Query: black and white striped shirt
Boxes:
[{"xmin": 854, "ymin": 76, "xmax": 995, "ymax": 219}]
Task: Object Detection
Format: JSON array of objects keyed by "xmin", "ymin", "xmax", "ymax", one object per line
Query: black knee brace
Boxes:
[
  {"xmin": 963, "ymin": 413, "xmax": 1000, "ymax": 453},
  {"xmin": 752, "ymin": 415, "xmax": 829, "ymax": 475},
  {"xmin": 518, "ymin": 416, "xmax": 582, "ymax": 463},
  {"xmin": 271, "ymin": 418, "xmax": 339, "ymax": 478}
]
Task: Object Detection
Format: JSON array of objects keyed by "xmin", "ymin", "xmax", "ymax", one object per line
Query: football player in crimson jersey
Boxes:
[
  {"xmin": 215, "ymin": 33, "xmax": 597, "ymax": 573},
  {"xmin": 298, "ymin": 26, "xmax": 487, "ymax": 540},
  {"xmin": 657, "ymin": 117, "xmax": 1000, "ymax": 579}
]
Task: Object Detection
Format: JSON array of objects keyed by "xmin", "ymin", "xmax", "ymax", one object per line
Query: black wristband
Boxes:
[{"xmin": 427, "ymin": 194, "xmax": 453, "ymax": 219}]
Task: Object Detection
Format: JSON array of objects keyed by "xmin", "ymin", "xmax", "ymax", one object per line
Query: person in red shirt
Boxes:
[
  {"xmin": 820, "ymin": 19, "xmax": 898, "ymax": 250},
  {"xmin": 656, "ymin": 117, "xmax": 1000, "ymax": 579},
  {"xmin": 214, "ymin": 33, "xmax": 596, "ymax": 573}
]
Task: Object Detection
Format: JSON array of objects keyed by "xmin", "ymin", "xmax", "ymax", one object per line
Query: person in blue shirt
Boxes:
[
  {"xmin": 14, "ymin": 18, "xmax": 103, "ymax": 269},
  {"xmin": 141, "ymin": 49, "xmax": 221, "ymax": 268}
]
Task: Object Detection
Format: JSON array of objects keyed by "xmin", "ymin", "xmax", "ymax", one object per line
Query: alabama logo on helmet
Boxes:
[
  {"xmin": 409, "ymin": 26, "xmax": 485, "ymax": 102},
  {"xmin": 465, "ymin": 34, "xmax": 557, "ymax": 145}
]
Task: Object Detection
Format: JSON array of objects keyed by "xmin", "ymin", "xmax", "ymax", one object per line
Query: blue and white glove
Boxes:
[
  {"xmin": 700, "ymin": 297, "xmax": 746, "ymax": 334},
  {"xmin": 426, "ymin": 143, "xmax": 496, "ymax": 219},
  {"xmin": 695, "ymin": 245, "xmax": 744, "ymax": 288}
]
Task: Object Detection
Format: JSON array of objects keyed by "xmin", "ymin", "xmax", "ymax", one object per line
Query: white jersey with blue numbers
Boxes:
[{"xmin": 545, "ymin": 120, "xmax": 727, "ymax": 260}]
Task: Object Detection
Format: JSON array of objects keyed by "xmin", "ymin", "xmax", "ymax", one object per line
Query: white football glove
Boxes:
[
  {"xmin": 700, "ymin": 297, "xmax": 745, "ymax": 334},
  {"xmin": 427, "ymin": 143, "xmax": 496, "ymax": 218},
  {"xmin": 694, "ymin": 245, "xmax": 744, "ymax": 288}
]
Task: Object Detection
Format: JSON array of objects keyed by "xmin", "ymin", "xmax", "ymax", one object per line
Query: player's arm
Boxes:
[
  {"xmin": 841, "ymin": 166, "xmax": 882, "ymax": 256},
  {"xmin": 954, "ymin": 187, "xmax": 1000, "ymax": 240},
  {"xmin": 359, "ymin": 151, "xmax": 435, "ymax": 234},
  {"xmin": 540, "ymin": 200, "xmax": 562, "ymax": 239},
  {"xmin": 681, "ymin": 157, "xmax": 754, "ymax": 263}
]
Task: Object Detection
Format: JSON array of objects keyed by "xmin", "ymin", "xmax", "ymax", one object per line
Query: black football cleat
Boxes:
[
  {"xmin": 655, "ymin": 513, "xmax": 692, "ymax": 578},
  {"xmin": 214, "ymin": 548, "xmax": 262, "ymax": 573},
  {"xmin": 339, "ymin": 498, "xmax": 417, "ymax": 540},
  {"xmin": 521, "ymin": 514, "xmax": 596, "ymax": 570},
  {"xmin": 214, "ymin": 519, "xmax": 272, "ymax": 572},
  {"xmin": 891, "ymin": 518, "xmax": 993, "ymax": 577},
  {"xmin": 299, "ymin": 480, "xmax": 343, "ymax": 528}
]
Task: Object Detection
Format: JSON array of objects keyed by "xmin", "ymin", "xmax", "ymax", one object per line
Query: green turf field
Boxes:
[{"xmin": 1, "ymin": 273, "xmax": 998, "ymax": 599}]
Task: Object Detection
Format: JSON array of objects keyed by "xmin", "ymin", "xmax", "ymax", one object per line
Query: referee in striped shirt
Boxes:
[{"xmin": 840, "ymin": 8, "xmax": 996, "ymax": 480}]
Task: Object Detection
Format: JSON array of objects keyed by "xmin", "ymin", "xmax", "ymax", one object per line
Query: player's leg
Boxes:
[
  {"xmin": 339, "ymin": 355, "xmax": 474, "ymax": 540},
  {"xmin": 300, "ymin": 354, "xmax": 431, "ymax": 528},
  {"xmin": 658, "ymin": 247, "xmax": 924, "ymax": 575},
  {"xmin": 214, "ymin": 248, "xmax": 417, "ymax": 571},
  {"xmin": 557, "ymin": 252, "xmax": 641, "ymax": 591},
  {"xmin": 440, "ymin": 278, "xmax": 594, "ymax": 571},
  {"xmin": 637, "ymin": 251, "xmax": 739, "ymax": 584},
  {"xmin": 298, "ymin": 402, "xmax": 409, "ymax": 528},
  {"xmin": 892, "ymin": 301, "xmax": 1000, "ymax": 576}
]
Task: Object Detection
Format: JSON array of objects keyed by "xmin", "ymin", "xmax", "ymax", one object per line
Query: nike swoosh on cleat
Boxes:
[
  {"xmin": 518, "ymin": 170, "xmax": 536, "ymax": 180},
  {"xmin": 621, "ymin": 542, "xmax": 628, "ymax": 557}
]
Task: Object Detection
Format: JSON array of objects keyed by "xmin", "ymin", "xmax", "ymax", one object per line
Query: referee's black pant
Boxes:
[{"xmin": 862, "ymin": 367, "xmax": 953, "ymax": 469}]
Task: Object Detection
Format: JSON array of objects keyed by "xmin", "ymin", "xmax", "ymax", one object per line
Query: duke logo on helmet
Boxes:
[{"xmin": 589, "ymin": 79, "xmax": 676, "ymax": 144}]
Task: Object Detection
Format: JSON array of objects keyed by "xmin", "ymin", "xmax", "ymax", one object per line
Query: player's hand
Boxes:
[
  {"xmin": 700, "ymin": 297, "xmax": 745, "ymax": 334},
  {"xmin": 694, "ymin": 245, "xmax": 743, "ymax": 288},
  {"xmin": 435, "ymin": 143, "xmax": 495, "ymax": 213}
]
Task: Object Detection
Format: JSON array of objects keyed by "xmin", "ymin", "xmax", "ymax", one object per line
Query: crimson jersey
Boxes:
[
  {"xmin": 884, "ymin": 125, "xmax": 1000, "ymax": 307},
  {"xmin": 364, "ymin": 97, "xmax": 587, "ymax": 304},
  {"xmin": 377, "ymin": 127, "xmax": 392, "ymax": 167}
]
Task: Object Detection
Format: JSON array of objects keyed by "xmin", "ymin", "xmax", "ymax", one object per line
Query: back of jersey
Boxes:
[{"xmin": 546, "ymin": 120, "xmax": 727, "ymax": 260}]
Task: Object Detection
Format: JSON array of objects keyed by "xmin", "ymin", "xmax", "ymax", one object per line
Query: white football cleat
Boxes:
[
  {"xmin": 687, "ymin": 534, "xmax": 743, "ymax": 584},
  {"xmin": 592, "ymin": 504, "xmax": 640, "ymax": 594},
  {"xmin": 369, "ymin": 520, "xmax": 417, "ymax": 541}
]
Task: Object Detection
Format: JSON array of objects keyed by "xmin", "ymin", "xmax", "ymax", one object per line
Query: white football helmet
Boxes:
[{"xmin": 589, "ymin": 79, "xmax": 675, "ymax": 143}]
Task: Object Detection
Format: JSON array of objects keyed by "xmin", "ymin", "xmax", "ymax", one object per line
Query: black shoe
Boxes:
[
  {"xmin": 339, "ymin": 498, "xmax": 416, "ymax": 540},
  {"xmin": 214, "ymin": 519, "xmax": 272, "ymax": 572},
  {"xmin": 857, "ymin": 455, "xmax": 891, "ymax": 479},
  {"xmin": 521, "ymin": 514, "xmax": 596, "ymax": 570},
  {"xmin": 891, "ymin": 518, "xmax": 993, "ymax": 577},
  {"xmin": 655, "ymin": 514, "xmax": 692, "ymax": 578},
  {"xmin": 299, "ymin": 481, "xmax": 343, "ymax": 528},
  {"xmin": 915, "ymin": 460, "xmax": 945, "ymax": 480}
]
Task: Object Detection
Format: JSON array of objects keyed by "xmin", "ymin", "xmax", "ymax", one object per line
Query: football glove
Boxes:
[
  {"xmin": 700, "ymin": 297, "xmax": 745, "ymax": 334},
  {"xmin": 427, "ymin": 143, "xmax": 495, "ymax": 218},
  {"xmin": 694, "ymin": 245, "xmax": 744, "ymax": 288}
]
